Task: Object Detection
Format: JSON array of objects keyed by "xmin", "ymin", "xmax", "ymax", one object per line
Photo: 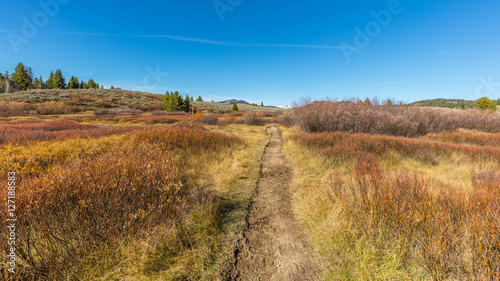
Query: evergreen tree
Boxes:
[
  {"xmin": 46, "ymin": 71, "xmax": 55, "ymax": 89},
  {"xmin": 163, "ymin": 91, "xmax": 185, "ymax": 112},
  {"xmin": 232, "ymin": 103, "xmax": 239, "ymax": 111},
  {"xmin": 196, "ymin": 96, "xmax": 203, "ymax": 102},
  {"xmin": 52, "ymin": 69, "xmax": 66, "ymax": 89},
  {"xmin": 37, "ymin": 76, "xmax": 45, "ymax": 89},
  {"xmin": 68, "ymin": 76, "xmax": 79, "ymax": 89},
  {"xmin": 190, "ymin": 96, "xmax": 194, "ymax": 102},
  {"xmin": 261, "ymin": 101, "xmax": 264, "ymax": 107},
  {"xmin": 12, "ymin": 63, "xmax": 32, "ymax": 91},
  {"xmin": 183, "ymin": 95, "xmax": 191, "ymax": 112},
  {"xmin": 163, "ymin": 91, "xmax": 173, "ymax": 111},
  {"xmin": 80, "ymin": 81, "xmax": 86, "ymax": 89},
  {"xmin": 33, "ymin": 77, "xmax": 39, "ymax": 89},
  {"xmin": 87, "ymin": 79, "xmax": 97, "ymax": 89},
  {"xmin": 110, "ymin": 85, "xmax": 115, "ymax": 89}
]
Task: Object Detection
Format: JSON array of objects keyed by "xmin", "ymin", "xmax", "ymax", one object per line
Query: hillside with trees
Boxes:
[
  {"xmin": 0, "ymin": 63, "xmax": 103, "ymax": 93},
  {"xmin": 413, "ymin": 98, "xmax": 500, "ymax": 110}
]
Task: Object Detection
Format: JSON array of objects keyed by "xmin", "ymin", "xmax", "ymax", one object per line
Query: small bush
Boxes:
[
  {"xmin": 199, "ymin": 114, "xmax": 219, "ymax": 125},
  {"xmin": 240, "ymin": 113, "xmax": 265, "ymax": 126},
  {"xmin": 35, "ymin": 101, "xmax": 69, "ymax": 115}
]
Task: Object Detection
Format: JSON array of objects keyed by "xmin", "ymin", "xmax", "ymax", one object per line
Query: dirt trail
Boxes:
[{"xmin": 232, "ymin": 126, "xmax": 318, "ymax": 281}]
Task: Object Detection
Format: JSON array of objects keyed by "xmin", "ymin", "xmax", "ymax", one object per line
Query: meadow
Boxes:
[
  {"xmin": 2, "ymin": 95, "xmax": 499, "ymax": 280},
  {"xmin": 0, "ymin": 112, "xmax": 273, "ymax": 280},
  {"xmin": 283, "ymin": 100, "xmax": 500, "ymax": 280}
]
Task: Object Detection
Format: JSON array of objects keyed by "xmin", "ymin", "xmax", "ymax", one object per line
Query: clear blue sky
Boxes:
[{"xmin": 1, "ymin": 0, "xmax": 499, "ymax": 106}]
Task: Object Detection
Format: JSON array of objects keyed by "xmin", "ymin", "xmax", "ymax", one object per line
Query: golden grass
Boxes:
[
  {"xmin": 282, "ymin": 127, "xmax": 500, "ymax": 280},
  {"xmin": 0, "ymin": 123, "xmax": 270, "ymax": 280}
]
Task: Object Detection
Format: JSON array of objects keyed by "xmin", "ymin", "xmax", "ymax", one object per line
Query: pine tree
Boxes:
[
  {"xmin": 196, "ymin": 96, "xmax": 203, "ymax": 102},
  {"xmin": 232, "ymin": 103, "xmax": 239, "ymax": 111},
  {"xmin": 110, "ymin": 85, "xmax": 115, "ymax": 89},
  {"xmin": 261, "ymin": 101, "xmax": 264, "ymax": 107},
  {"xmin": 80, "ymin": 81, "xmax": 86, "ymax": 89},
  {"xmin": 37, "ymin": 76, "xmax": 45, "ymax": 89},
  {"xmin": 163, "ymin": 91, "xmax": 173, "ymax": 111},
  {"xmin": 33, "ymin": 77, "xmax": 39, "ymax": 89},
  {"xmin": 87, "ymin": 79, "xmax": 97, "ymax": 89},
  {"xmin": 183, "ymin": 95, "xmax": 191, "ymax": 112},
  {"xmin": 52, "ymin": 69, "xmax": 66, "ymax": 89},
  {"xmin": 190, "ymin": 96, "xmax": 194, "ymax": 102},
  {"xmin": 12, "ymin": 63, "xmax": 32, "ymax": 91},
  {"xmin": 68, "ymin": 76, "xmax": 79, "ymax": 89},
  {"xmin": 46, "ymin": 71, "xmax": 55, "ymax": 89}
]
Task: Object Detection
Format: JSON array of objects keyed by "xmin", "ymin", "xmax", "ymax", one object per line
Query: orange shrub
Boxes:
[
  {"xmin": 294, "ymin": 100, "xmax": 500, "ymax": 137},
  {"xmin": 424, "ymin": 129, "xmax": 500, "ymax": 147},
  {"xmin": 291, "ymin": 131, "xmax": 500, "ymax": 163},
  {"xmin": 329, "ymin": 154, "xmax": 500, "ymax": 279},
  {"xmin": 35, "ymin": 101, "xmax": 69, "ymax": 115}
]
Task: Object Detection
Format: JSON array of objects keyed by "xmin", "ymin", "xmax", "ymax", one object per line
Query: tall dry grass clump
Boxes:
[
  {"xmin": 293, "ymin": 100, "xmax": 500, "ymax": 137},
  {"xmin": 328, "ymin": 153, "xmax": 499, "ymax": 280}
]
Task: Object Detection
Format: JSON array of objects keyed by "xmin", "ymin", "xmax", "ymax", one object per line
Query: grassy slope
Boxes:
[
  {"xmin": 0, "ymin": 89, "xmax": 288, "ymax": 112},
  {"xmin": 193, "ymin": 101, "xmax": 287, "ymax": 112},
  {"xmin": 0, "ymin": 89, "xmax": 163, "ymax": 106}
]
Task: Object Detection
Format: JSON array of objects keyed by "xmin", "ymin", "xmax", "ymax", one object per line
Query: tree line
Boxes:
[
  {"xmin": 163, "ymin": 91, "xmax": 206, "ymax": 112},
  {"xmin": 0, "ymin": 63, "xmax": 102, "ymax": 93}
]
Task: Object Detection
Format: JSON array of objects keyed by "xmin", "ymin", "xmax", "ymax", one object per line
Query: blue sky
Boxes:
[{"xmin": 1, "ymin": 0, "xmax": 499, "ymax": 106}]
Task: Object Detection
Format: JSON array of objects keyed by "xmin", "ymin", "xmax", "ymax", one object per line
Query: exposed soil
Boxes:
[{"xmin": 232, "ymin": 126, "xmax": 318, "ymax": 281}]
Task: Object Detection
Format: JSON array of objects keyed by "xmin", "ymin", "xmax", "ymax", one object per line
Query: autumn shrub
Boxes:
[
  {"xmin": 150, "ymin": 110, "xmax": 170, "ymax": 116},
  {"xmin": 198, "ymin": 114, "xmax": 219, "ymax": 125},
  {"xmin": 239, "ymin": 113, "xmax": 265, "ymax": 126},
  {"xmin": 294, "ymin": 100, "xmax": 500, "ymax": 136},
  {"xmin": 0, "ymin": 101, "xmax": 32, "ymax": 116},
  {"xmin": 0, "ymin": 126, "xmax": 242, "ymax": 279},
  {"xmin": 35, "ymin": 101, "xmax": 69, "ymax": 115},
  {"xmin": 291, "ymin": 131, "xmax": 500, "ymax": 163},
  {"xmin": 328, "ymin": 154, "xmax": 500, "ymax": 279},
  {"xmin": 0, "ymin": 145, "xmax": 187, "ymax": 279},
  {"xmin": 133, "ymin": 126, "xmax": 241, "ymax": 156},
  {"xmin": 424, "ymin": 129, "xmax": 500, "ymax": 147},
  {"xmin": 0, "ymin": 121, "xmax": 145, "ymax": 145}
]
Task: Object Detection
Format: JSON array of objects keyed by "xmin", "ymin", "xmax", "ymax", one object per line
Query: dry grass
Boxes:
[
  {"xmin": 0, "ymin": 123, "xmax": 273, "ymax": 280},
  {"xmin": 283, "ymin": 127, "xmax": 500, "ymax": 280}
]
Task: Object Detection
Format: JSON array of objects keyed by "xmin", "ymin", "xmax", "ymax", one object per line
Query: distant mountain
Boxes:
[
  {"xmin": 219, "ymin": 99, "xmax": 250, "ymax": 105},
  {"xmin": 277, "ymin": 105, "xmax": 292, "ymax": 109}
]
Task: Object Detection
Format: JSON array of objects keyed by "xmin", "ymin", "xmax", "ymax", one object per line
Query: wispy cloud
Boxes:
[
  {"xmin": 433, "ymin": 51, "xmax": 500, "ymax": 58},
  {"xmin": 0, "ymin": 30, "xmax": 349, "ymax": 50}
]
